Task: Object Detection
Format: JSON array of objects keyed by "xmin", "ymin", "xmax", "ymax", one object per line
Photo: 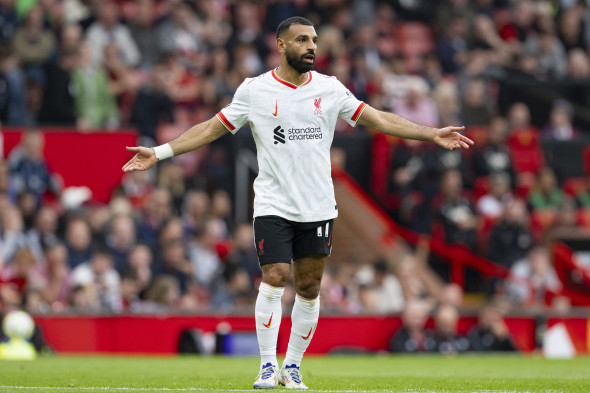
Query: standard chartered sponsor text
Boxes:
[{"xmin": 288, "ymin": 127, "xmax": 323, "ymax": 140}]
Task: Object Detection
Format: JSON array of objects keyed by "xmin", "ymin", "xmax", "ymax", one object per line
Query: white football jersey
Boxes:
[{"xmin": 217, "ymin": 69, "xmax": 367, "ymax": 222}]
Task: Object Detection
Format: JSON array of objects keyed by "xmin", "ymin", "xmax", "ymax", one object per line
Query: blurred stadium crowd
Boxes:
[{"xmin": 1, "ymin": 0, "xmax": 590, "ymax": 348}]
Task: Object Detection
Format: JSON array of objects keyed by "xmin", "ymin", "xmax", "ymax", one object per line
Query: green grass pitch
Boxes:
[{"xmin": 0, "ymin": 354, "xmax": 589, "ymax": 392}]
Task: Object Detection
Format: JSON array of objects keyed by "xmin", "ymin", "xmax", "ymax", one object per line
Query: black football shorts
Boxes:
[{"xmin": 253, "ymin": 215, "xmax": 334, "ymax": 265}]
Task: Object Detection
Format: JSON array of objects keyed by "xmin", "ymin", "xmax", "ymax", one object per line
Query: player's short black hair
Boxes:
[{"xmin": 276, "ymin": 16, "xmax": 314, "ymax": 39}]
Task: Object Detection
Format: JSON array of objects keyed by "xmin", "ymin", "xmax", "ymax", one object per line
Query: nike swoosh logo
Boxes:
[
  {"xmin": 263, "ymin": 313, "xmax": 273, "ymax": 328},
  {"xmin": 272, "ymin": 101, "xmax": 278, "ymax": 117},
  {"xmin": 302, "ymin": 327, "xmax": 313, "ymax": 340}
]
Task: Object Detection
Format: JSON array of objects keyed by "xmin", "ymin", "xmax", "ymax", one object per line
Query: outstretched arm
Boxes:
[
  {"xmin": 356, "ymin": 105, "xmax": 474, "ymax": 150},
  {"xmin": 122, "ymin": 117, "xmax": 229, "ymax": 172}
]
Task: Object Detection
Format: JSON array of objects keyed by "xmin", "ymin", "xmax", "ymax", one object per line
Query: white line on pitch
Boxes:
[{"xmin": 0, "ymin": 387, "xmax": 563, "ymax": 393}]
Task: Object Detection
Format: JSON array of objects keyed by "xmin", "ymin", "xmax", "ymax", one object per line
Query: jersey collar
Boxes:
[{"xmin": 272, "ymin": 68, "xmax": 312, "ymax": 89}]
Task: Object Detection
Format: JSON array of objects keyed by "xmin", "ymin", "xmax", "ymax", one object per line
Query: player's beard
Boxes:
[{"xmin": 286, "ymin": 48, "xmax": 314, "ymax": 74}]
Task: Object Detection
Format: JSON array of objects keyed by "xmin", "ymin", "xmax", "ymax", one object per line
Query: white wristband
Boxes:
[{"xmin": 153, "ymin": 143, "xmax": 174, "ymax": 161}]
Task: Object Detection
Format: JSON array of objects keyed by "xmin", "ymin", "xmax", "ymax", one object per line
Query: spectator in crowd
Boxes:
[
  {"xmin": 69, "ymin": 284, "xmax": 99, "ymax": 312},
  {"xmin": 436, "ymin": 12, "xmax": 469, "ymax": 75},
  {"xmin": 156, "ymin": 162, "xmax": 186, "ymax": 213},
  {"xmin": 0, "ymin": 206, "xmax": 29, "ymax": 263},
  {"xmin": 430, "ymin": 304, "xmax": 470, "ymax": 354},
  {"xmin": 460, "ymin": 79, "xmax": 491, "ymax": 126},
  {"xmin": 158, "ymin": 217, "xmax": 185, "ymax": 250},
  {"xmin": 388, "ymin": 138, "xmax": 432, "ymax": 204},
  {"xmin": 476, "ymin": 173, "xmax": 513, "ymax": 219},
  {"xmin": 528, "ymin": 167, "xmax": 564, "ymax": 211},
  {"xmin": 542, "ymin": 99, "xmax": 577, "ymax": 140},
  {"xmin": 102, "ymin": 43, "xmax": 138, "ymax": 124},
  {"xmin": 120, "ymin": 169, "xmax": 153, "ymax": 209},
  {"xmin": 35, "ymin": 241, "xmax": 71, "ymax": 309},
  {"xmin": 16, "ymin": 191, "xmax": 37, "ymax": 230},
  {"xmin": 143, "ymin": 275, "xmax": 183, "ymax": 311},
  {"xmin": 467, "ymin": 303, "xmax": 516, "ymax": 352},
  {"xmin": 566, "ymin": 49, "xmax": 590, "ymax": 80},
  {"xmin": 126, "ymin": 243, "xmax": 153, "ymax": 296},
  {"xmin": 11, "ymin": 5, "xmax": 56, "ymax": 84},
  {"xmin": 522, "ymin": 27, "xmax": 567, "ymax": 79},
  {"xmin": 391, "ymin": 78, "xmax": 439, "ymax": 128},
  {"xmin": 156, "ymin": 53, "xmax": 199, "ymax": 109},
  {"xmin": 71, "ymin": 248, "xmax": 121, "ymax": 312},
  {"xmin": 137, "ymin": 188, "xmax": 172, "ymax": 250},
  {"xmin": 155, "ymin": 2, "xmax": 202, "ymax": 63},
  {"xmin": 210, "ymin": 190, "xmax": 233, "ymax": 240},
  {"xmin": 506, "ymin": 246, "xmax": 561, "ymax": 306},
  {"xmin": 119, "ymin": 269, "xmax": 141, "ymax": 312},
  {"xmin": 188, "ymin": 219, "xmax": 222, "ymax": 288},
  {"xmin": 71, "ymin": 42, "xmax": 119, "ymax": 130},
  {"xmin": 130, "ymin": 60, "xmax": 175, "ymax": 143},
  {"xmin": 59, "ymin": 23, "xmax": 83, "ymax": 54},
  {"xmin": 182, "ymin": 190, "xmax": 210, "ymax": 236},
  {"xmin": 0, "ymin": 247, "xmax": 37, "ymax": 297},
  {"xmin": 7, "ymin": 129, "xmax": 61, "ymax": 207},
  {"xmin": 229, "ymin": 223, "xmax": 260, "ymax": 285},
  {"xmin": 0, "ymin": 0, "xmax": 18, "ymax": 43},
  {"xmin": 472, "ymin": 116, "xmax": 515, "ymax": 184},
  {"xmin": 26, "ymin": 205, "xmax": 60, "ymax": 262},
  {"xmin": 85, "ymin": 0, "xmax": 140, "ymax": 68},
  {"xmin": 354, "ymin": 259, "xmax": 405, "ymax": 314},
  {"xmin": 389, "ymin": 300, "xmax": 434, "ymax": 353},
  {"xmin": 153, "ymin": 238, "xmax": 192, "ymax": 295},
  {"xmin": 37, "ymin": 48, "xmax": 77, "ymax": 125},
  {"xmin": 0, "ymin": 44, "xmax": 27, "ymax": 125},
  {"xmin": 433, "ymin": 169, "xmax": 478, "ymax": 250},
  {"xmin": 547, "ymin": 196, "xmax": 581, "ymax": 239},
  {"xmin": 128, "ymin": 0, "xmax": 161, "ymax": 69},
  {"xmin": 433, "ymin": 80, "xmax": 462, "ymax": 130},
  {"xmin": 557, "ymin": 7, "xmax": 587, "ymax": 53},
  {"xmin": 372, "ymin": 260, "xmax": 405, "ymax": 313},
  {"xmin": 105, "ymin": 214, "xmax": 136, "ymax": 273},
  {"xmin": 488, "ymin": 199, "xmax": 532, "ymax": 268},
  {"xmin": 65, "ymin": 216, "xmax": 94, "ymax": 268},
  {"xmin": 507, "ymin": 102, "xmax": 533, "ymax": 131}
]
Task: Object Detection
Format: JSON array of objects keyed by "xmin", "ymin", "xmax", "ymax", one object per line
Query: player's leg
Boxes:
[
  {"xmin": 253, "ymin": 216, "xmax": 293, "ymax": 389},
  {"xmin": 279, "ymin": 220, "xmax": 333, "ymax": 389}
]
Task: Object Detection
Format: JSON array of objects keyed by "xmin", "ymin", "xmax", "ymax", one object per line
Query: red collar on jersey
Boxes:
[{"xmin": 271, "ymin": 68, "xmax": 312, "ymax": 89}]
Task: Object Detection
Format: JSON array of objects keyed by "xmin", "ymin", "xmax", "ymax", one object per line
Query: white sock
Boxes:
[
  {"xmin": 283, "ymin": 294, "xmax": 320, "ymax": 369},
  {"xmin": 255, "ymin": 282, "xmax": 284, "ymax": 369}
]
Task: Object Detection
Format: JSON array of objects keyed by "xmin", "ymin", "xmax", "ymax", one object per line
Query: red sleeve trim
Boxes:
[
  {"xmin": 216, "ymin": 112, "xmax": 235, "ymax": 131},
  {"xmin": 351, "ymin": 102, "xmax": 367, "ymax": 122}
]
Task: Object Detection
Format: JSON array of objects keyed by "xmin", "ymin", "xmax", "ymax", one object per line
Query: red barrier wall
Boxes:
[
  {"xmin": 33, "ymin": 315, "xmax": 546, "ymax": 355},
  {"xmin": 1, "ymin": 129, "xmax": 137, "ymax": 203}
]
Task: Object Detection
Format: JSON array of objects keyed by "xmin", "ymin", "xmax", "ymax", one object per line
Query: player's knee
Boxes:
[
  {"xmin": 295, "ymin": 278, "xmax": 321, "ymax": 299},
  {"xmin": 261, "ymin": 263, "xmax": 290, "ymax": 287}
]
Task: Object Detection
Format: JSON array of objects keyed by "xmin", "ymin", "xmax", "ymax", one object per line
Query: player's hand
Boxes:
[
  {"xmin": 122, "ymin": 146, "xmax": 158, "ymax": 172},
  {"xmin": 432, "ymin": 126, "xmax": 474, "ymax": 150}
]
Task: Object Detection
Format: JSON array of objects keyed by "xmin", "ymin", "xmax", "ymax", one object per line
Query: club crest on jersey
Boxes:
[{"xmin": 314, "ymin": 98, "xmax": 322, "ymax": 115}]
